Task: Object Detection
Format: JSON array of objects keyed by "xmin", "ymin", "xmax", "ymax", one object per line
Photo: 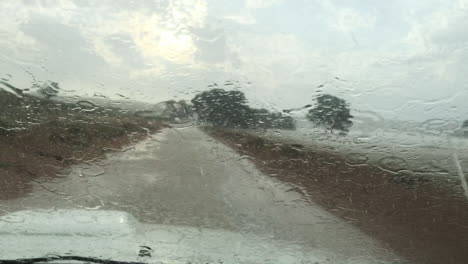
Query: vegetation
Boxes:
[
  {"xmin": 37, "ymin": 81, "xmax": 60, "ymax": 99},
  {"xmin": 161, "ymin": 99, "xmax": 194, "ymax": 122},
  {"xmin": 307, "ymin": 94, "xmax": 353, "ymax": 134},
  {"xmin": 191, "ymin": 88, "xmax": 295, "ymax": 130},
  {"xmin": 192, "ymin": 89, "xmax": 253, "ymax": 128},
  {"xmin": 250, "ymin": 108, "xmax": 295, "ymax": 130},
  {"xmin": 0, "ymin": 83, "xmax": 164, "ymax": 199}
]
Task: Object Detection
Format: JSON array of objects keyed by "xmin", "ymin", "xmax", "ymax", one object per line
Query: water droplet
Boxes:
[
  {"xmin": 78, "ymin": 165, "xmax": 105, "ymax": 177},
  {"xmin": 346, "ymin": 153, "xmax": 369, "ymax": 166},
  {"xmin": 377, "ymin": 156, "xmax": 407, "ymax": 173},
  {"xmin": 72, "ymin": 195, "xmax": 104, "ymax": 210},
  {"xmin": 76, "ymin": 100, "xmax": 97, "ymax": 112}
]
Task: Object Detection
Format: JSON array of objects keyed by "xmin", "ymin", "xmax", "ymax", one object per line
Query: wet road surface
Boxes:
[{"xmin": 0, "ymin": 127, "xmax": 403, "ymax": 263}]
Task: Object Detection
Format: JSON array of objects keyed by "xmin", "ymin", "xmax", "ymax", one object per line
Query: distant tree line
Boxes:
[
  {"xmin": 25, "ymin": 79, "xmax": 355, "ymax": 134},
  {"xmin": 190, "ymin": 87, "xmax": 356, "ymax": 134},
  {"xmin": 191, "ymin": 88, "xmax": 295, "ymax": 130},
  {"xmin": 249, "ymin": 108, "xmax": 295, "ymax": 130},
  {"xmin": 1, "ymin": 77, "xmax": 355, "ymax": 134}
]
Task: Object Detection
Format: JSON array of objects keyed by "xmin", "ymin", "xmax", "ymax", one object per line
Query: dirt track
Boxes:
[{"xmin": 1, "ymin": 127, "xmax": 403, "ymax": 264}]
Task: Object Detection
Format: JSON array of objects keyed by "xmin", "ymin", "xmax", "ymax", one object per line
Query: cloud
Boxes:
[
  {"xmin": 19, "ymin": 14, "xmax": 107, "ymax": 78},
  {"xmin": 104, "ymin": 34, "xmax": 147, "ymax": 68},
  {"xmin": 1, "ymin": 0, "xmax": 468, "ymax": 119},
  {"xmin": 0, "ymin": 0, "xmax": 213, "ymax": 100},
  {"xmin": 223, "ymin": 14, "xmax": 256, "ymax": 25},
  {"xmin": 413, "ymin": 4, "xmax": 468, "ymax": 49},
  {"xmin": 245, "ymin": 0, "xmax": 283, "ymax": 9},
  {"xmin": 81, "ymin": 1, "xmax": 208, "ymax": 69},
  {"xmin": 221, "ymin": 0, "xmax": 282, "ymax": 26},
  {"xmin": 315, "ymin": 0, "xmax": 377, "ymax": 33},
  {"xmin": 333, "ymin": 7, "xmax": 377, "ymax": 32}
]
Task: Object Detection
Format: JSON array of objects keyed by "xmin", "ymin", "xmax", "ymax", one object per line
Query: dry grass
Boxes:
[{"xmin": 0, "ymin": 118, "xmax": 166, "ymax": 200}]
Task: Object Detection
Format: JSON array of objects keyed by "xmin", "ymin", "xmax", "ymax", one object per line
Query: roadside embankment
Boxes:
[
  {"xmin": 207, "ymin": 128, "xmax": 468, "ymax": 264},
  {"xmin": 0, "ymin": 90, "xmax": 166, "ymax": 200}
]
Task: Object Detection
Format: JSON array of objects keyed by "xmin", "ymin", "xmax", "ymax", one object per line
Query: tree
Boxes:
[
  {"xmin": 162, "ymin": 100, "xmax": 194, "ymax": 122},
  {"xmin": 191, "ymin": 89, "xmax": 253, "ymax": 128},
  {"xmin": 307, "ymin": 94, "xmax": 353, "ymax": 134},
  {"xmin": 248, "ymin": 108, "xmax": 296, "ymax": 130},
  {"xmin": 249, "ymin": 108, "xmax": 270, "ymax": 128},
  {"xmin": 175, "ymin": 100, "xmax": 194, "ymax": 120},
  {"xmin": 269, "ymin": 112, "xmax": 295, "ymax": 130}
]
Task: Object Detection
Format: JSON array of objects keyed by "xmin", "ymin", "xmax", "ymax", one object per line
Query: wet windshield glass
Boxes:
[{"xmin": 1, "ymin": 1, "xmax": 467, "ymax": 264}]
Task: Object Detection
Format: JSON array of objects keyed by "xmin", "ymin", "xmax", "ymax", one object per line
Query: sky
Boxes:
[{"xmin": 0, "ymin": 0, "xmax": 467, "ymax": 122}]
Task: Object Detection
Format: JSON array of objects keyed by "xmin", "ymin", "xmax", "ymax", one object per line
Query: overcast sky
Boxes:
[{"xmin": 0, "ymin": 0, "xmax": 467, "ymax": 122}]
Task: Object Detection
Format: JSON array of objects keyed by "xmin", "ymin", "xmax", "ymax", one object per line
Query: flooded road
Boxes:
[{"xmin": 0, "ymin": 127, "xmax": 402, "ymax": 263}]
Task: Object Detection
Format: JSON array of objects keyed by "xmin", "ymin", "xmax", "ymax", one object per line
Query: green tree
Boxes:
[
  {"xmin": 250, "ymin": 108, "xmax": 295, "ymax": 130},
  {"xmin": 269, "ymin": 112, "xmax": 295, "ymax": 130},
  {"xmin": 175, "ymin": 100, "xmax": 194, "ymax": 119},
  {"xmin": 191, "ymin": 89, "xmax": 252, "ymax": 128},
  {"xmin": 250, "ymin": 108, "xmax": 270, "ymax": 128},
  {"xmin": 307, "ymin": 94, "xmax": 353, "ymax": 134}
]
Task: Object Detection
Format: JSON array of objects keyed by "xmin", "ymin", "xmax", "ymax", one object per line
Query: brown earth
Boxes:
[
  {"xmin": 0, "ymin": 118, "xmax": 167, "ymax": 201},
  {"xmin": 207, "ymin": 128, "xmax": 468, "ymax": 264}
]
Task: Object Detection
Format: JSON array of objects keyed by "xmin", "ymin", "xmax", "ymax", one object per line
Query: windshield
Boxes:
[{"xmin": 1, "ymin": 1, "xmax": 467, "ymax": 264}]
